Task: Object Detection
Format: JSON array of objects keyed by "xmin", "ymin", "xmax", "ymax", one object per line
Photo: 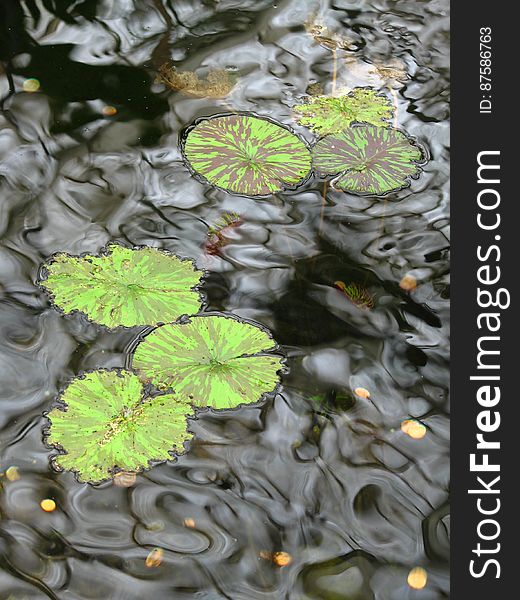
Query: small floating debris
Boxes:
[
  {"xmin": 407, "ymin": 566, "xmax": 428, "ymax": 589},
  {"xmin": 156, "ymin": 63, "xmax": 235, "ymax": 98},
  {"xmin": 145, "ymin": 547, "xmax": 164, "ymax": 568},
  {"xmin": 273, "ymin": 552, "xmax": 293, "ymax": 567},
  {"xmin": 183, "ymin": 517, "xmax": 196, "ymax": 528},
  {"xmin": 23, "ymin": 78, "xmax": 40, "ymax": 92},
  {"xmin": 40, "ymin": 498, "xmax": 57, "ymax": 512},
  {"xmin": 304, "ymin": 19, "xmax": 354, "ymax": 51},
  {"xmin": 102, "ymin": 105, "xmax": 118, "ymax": 116},
  {"xmin": 260, "ymin": 550, "xmax": 293, "ymax": 567},
  {"xmin": 5, "ymin": 466, "xmax": 21, "ymax": 482},
  {"xmin": 400, "ymin": 274, "xmax": 417, "ymax": 292},
  {"xmin": 334, "ymin": 281, "xmax": 374, "ymax": 310},
  {"xmin": 114, "ymin": 471, "xmax": 137, "ymax": 487},
  {"xmin": 354, "ymin": 387, "xmax": 371, "ymax": 399},
  {"xmin": 369, "ymin": 59, "xmax": 409, "ymax": 87},
  {"xmin": 401, "ymin": 419, "xmax": 427, "ymax": 439}
]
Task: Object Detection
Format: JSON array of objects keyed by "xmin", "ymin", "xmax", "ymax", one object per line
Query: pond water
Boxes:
[{"xmin": 0, "ymin": 0, "xmax": 449, "ymax": 598}]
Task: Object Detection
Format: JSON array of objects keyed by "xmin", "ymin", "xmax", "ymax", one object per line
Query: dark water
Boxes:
[{"xmin": 0, "ymin": 0, "xmax": 449, "ymax": 598}]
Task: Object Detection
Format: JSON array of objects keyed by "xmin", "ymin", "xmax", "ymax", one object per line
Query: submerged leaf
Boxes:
[
  {"xmin": 156, "ymin": 63, "xmax": 235, "ymax": 98},
  {"xmin": 47, "ymin": 370, "xmax": 192, "ymax": 483},
  {"xmin": 183, "ymin": 114, "xmax": 312, "ymax": 196},
  {"xmin": 40, "ymin": 244, "xmax": 203, "ymax": 328},
  {"xmin": 304, "ymin": 18, "xmax": 354, "ymax": 51},
  {"xmin": 369, "ymin": 60, "xmax": 408, "ymax": 87},
  {"xmin": 204, "ymin": 212, "xmax": 242, "ymax": 256},
  {"xmin": 207, "ymin": 212, "xmax": 242, "ymax": 236},
  {"xmin": 313, "ymin": 125, "xmax": 423, "ymax": 195},
  {"xmin": 132, "ymin": 314, "xmax": 283, "ymax": 409},
  {"xmin": 294, "ymin": 88, "xmax": 393, "ymax": 135},
  {"xmin": 334, "ymin": 281, "xmax": 374, "ymax": 310}
]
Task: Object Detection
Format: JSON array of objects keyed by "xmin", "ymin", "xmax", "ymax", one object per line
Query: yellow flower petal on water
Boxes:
[
  {"xmin": 407, "ymin": 566, "xmax": 428, "ymax": 589},
  {"xmin": 354, "ymin": 387, "xmax": 370, "ymax": 399},
  {"xmin": 145, "ymin": 548, "xmax": 164, "ymax": 568},
  {"xmin": 183, "ymin": 518, "xmax": 196, "ymax": 528},
  {"xmin": 400, "ymin": 274, "xmax": 417, "ymax": 291},
  {"xmin": 401, "ymin": 419, "xmax": 427, "ymax": 439},
  {"xmin": 5, "ymin": 466, "xmax": 21, "ymax": 482},
  {"xmin": 40, "ymin": 498, "xmax": 56, "ymax": 512},
  {"xmin": 102, "ymin": 105, "xmax": 117, "ymax": 116},
  {"xmin": 23, "ymin": 78, "xmax": 40, "ymax": 92},
  {"xmin": 273, "ymin": 551, "xmax": 293, "ymax": 567}
]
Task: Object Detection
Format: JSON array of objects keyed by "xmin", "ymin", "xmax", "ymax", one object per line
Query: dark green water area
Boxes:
[{"xmin": 0, "ymin": 0, "xmax": 449, "ymax": 598}]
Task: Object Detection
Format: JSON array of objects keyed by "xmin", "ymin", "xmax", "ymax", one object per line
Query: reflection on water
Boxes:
[{"xmin": 0, "ymin": 0, "xmax": 449, "ymax": 597}]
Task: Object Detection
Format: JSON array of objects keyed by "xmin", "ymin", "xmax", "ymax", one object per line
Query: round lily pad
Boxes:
[
  {"xmin": 182, "ymin": 114, "xmax": 312, "ymax": 196},
  {"xmin": 47, "ymin": 370, "xmax": 192, "ymax": 483},
  {"xmin": 132, "ymin": 314, "xmax": 283, "ymax": 409},
  {"xmin": 312, "ymin": 125, "xmax": 424, "ymax": 195},
  {"xmin": 294, "ymin": 88, "xmax": 393, "ymax": 135},
  {"xmin": 39, "ymin": 244, "xmax": 203, "ymax": 328}
]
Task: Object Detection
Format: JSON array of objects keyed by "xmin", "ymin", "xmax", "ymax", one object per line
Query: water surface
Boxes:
[{"xmin": 0, "ymin": 0, "xmax": 449, "ymax": 598}]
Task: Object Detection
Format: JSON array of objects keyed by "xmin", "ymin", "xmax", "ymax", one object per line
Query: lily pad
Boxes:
[
  {"xmin": 47, "ymin": 370, "xmax": 192, "ymax": 483},
  {"xmin": 182, "ymin": 114, "xmax": 312, "ymax": 196},
  {"xmin": 40, "ymin": 244, "xmax": 203, "ymax": 328},
  {"xmin": 294, "ymin": 88, "xmax": 393, "ymax": 135},
  {"xmin": 132, "ymin": 314, "xmax": 283, "ymax": 409},
  {"xmin": 312, "ymin": 125, "xmax": 423, "ymax": 195}
]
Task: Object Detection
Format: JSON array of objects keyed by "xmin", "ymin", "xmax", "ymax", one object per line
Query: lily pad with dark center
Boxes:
[
  {"xmin": 312, "ymin": 125, "xmax": 424, "ymax": 195},
  {"xmin": 39, "ymin": 244, "xmax": 203, "ymax": 328},
  {"xmin": 132, "ymin": 314, "xmax": 283, "ymax": 409},
  {"xmin": 47, "ymin": 370, "xmax": 193, "ymax": 483},
  {"xmin": 182, "ymin": 114, "xmax": 312, "ymax": 196}
]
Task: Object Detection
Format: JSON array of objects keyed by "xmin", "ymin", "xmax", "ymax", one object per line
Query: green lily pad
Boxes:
[
  {"xmin": 294, "ymin": 88, "xmax": 393, "ymax": 135},
  {"xmin": 312, "ymin": 125, "xmax": 423, "ymax": 195},
  {"xmin": 132, "ymin": 314, "xmax": 283, "ymax": 409},
  {"xmin": 182, "ymin": 114, "xmax": 312, "ymax": 196},
  {"xmin": 39, "ymin": 244, "xmax": 203, "ymax": 328},
  {"xmin": 47, "ymin": 370, "xmax": 192, "ymax": 483}
]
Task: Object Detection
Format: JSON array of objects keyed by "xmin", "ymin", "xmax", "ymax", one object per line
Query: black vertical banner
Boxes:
[{"xmin": 452, "ymin": 3, "xmax": 516, "ymax": 597}]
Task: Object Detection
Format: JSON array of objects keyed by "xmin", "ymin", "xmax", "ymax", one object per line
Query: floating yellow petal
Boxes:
[
  {"xmin": 40, "ymin": 498, "xmax": 56, "ymax": 512},
  {"xmin": 273, "ymin": 552, "xmax": 293, "ymax": 567},
  {"xmin": 407, "ymin": 566, "xmax": 428, "ymax": 589},
  {"xmin": 23, "ymin": 78, "xmax": 40, "ymax": 92},
  {"xmin": 400, "ymin": 274, "xmax": 417, "ymax": 291},
  {"xmin": 401, "ymin": 419, "xmax": 427, "ymax": 439},
  {"xmin": 145, "ymin": 548, "xmax": 164, "ymax": 568},
  {"xmin": 102, "ymin": 105, "xmax": 118, "ymax": 116},
  {"xmin": 5, "ymin": 466, "xmax": 21, "ymax": 482}
]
